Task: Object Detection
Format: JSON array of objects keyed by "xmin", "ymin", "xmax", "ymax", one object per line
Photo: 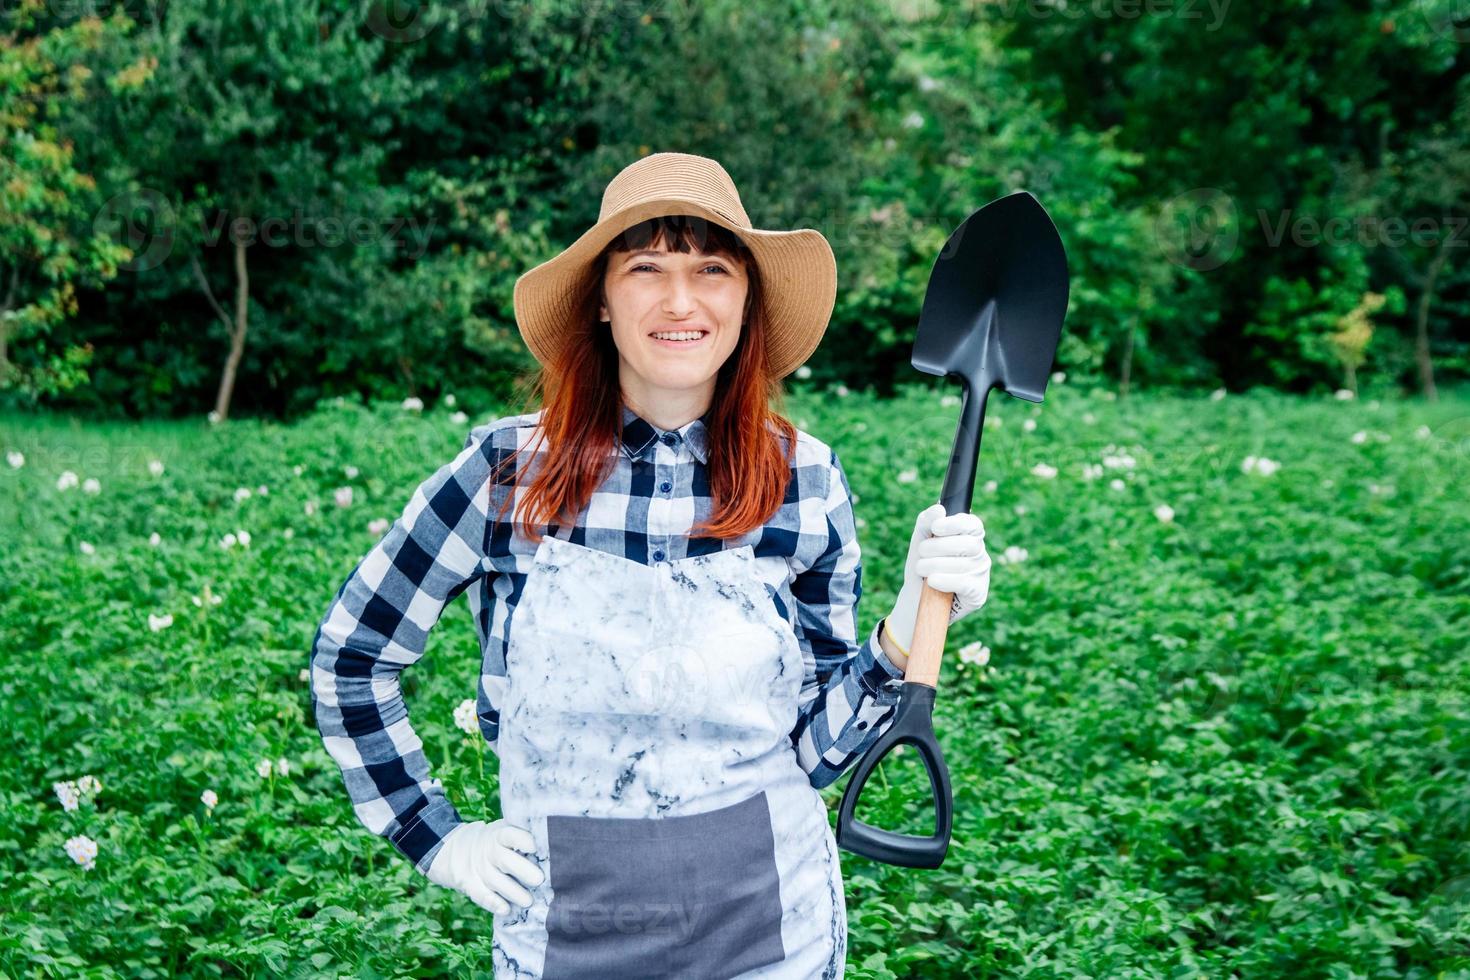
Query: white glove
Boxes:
[
  {"xmin": 884, "ymin": 501, "xmax": 991, "ymax": 655},
  {"xmin": 424, "ymin": 818, "xmax": 545, "ymax": 915}
]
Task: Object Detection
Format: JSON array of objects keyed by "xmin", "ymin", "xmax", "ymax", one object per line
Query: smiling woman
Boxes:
[{"xmin": 309, "ymin": 152, "xmax": 992, "ymax": 980}]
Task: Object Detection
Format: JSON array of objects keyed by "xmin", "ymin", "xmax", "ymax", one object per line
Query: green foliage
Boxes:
[{"xmin": 1, "ymin": 386, "xmax": 1467, "ymax": 975}]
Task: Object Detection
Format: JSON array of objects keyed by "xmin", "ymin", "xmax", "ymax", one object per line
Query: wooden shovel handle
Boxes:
[{"xmin": 904, "ymin": 581, "xmax": 954, "ymax": 688}]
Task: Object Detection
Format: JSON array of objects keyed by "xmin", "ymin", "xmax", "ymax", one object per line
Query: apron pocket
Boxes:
[{"xmin": 541, "ymin": 790, "xmax": 787, "ymax": 980}]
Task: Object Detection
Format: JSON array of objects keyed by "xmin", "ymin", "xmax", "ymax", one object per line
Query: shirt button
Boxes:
[
  {"xmin": 661, "ymin": 433, "xmax": 677, "ymax": 446},
  {"xmin": 652, "ymin": 549, "xmax": 665, "ymax": 562},
  {"xmin": 659, "ymin": 480, "xmax": 672, "ymax": 493}
]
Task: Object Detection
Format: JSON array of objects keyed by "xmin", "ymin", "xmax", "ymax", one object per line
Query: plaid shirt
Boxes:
[{"xmin": 310, "ymin": 402, "xmax": 907, "ymax": 875}]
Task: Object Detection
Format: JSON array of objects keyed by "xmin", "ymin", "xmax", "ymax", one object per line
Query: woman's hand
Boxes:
[
  {"xmin": 882, "ymin": 502, "xmax": 991, "ymax": 668},
  {"xmin": 425, "ymin": 818, "xmax": 545, "ymax": 915}
]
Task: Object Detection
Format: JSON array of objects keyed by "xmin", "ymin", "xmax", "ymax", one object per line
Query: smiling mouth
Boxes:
[{"xmin": 649, "ymin": 330, "xmax": 709, "ymax": 345}]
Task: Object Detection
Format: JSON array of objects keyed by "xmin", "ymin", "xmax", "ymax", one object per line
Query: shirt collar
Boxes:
[{"xmin": 619, "ymin": 402, "xmax": 711, "ymax": 465}]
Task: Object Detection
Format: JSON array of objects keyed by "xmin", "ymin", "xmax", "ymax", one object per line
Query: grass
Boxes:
[{"xmin": 1, "ymin": 381, "xmax": 1467, "ymax": 977}]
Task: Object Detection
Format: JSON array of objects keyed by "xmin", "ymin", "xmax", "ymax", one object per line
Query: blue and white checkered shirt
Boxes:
[{"xmin": 310, "ymin": 401, "xmax": 907, "ymax": 874}]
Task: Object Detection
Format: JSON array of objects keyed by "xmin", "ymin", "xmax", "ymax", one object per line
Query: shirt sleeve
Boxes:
[
  {"xmin": 308, "ymin": 427, "xmax": 494, "ymax": 876},
  {"xmin": 788, "ymin": 448, "xmax": 907, "ymax": 789}
]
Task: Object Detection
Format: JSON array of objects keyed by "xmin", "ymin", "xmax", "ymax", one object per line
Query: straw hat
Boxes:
[{"xmin": 512, "ymin": 151, "xmax": 837, "ymax": 380}]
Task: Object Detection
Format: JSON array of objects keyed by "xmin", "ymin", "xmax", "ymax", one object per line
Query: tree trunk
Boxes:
[
  {"xmin": 1414, "ymin": 240, "xmax": 1447, "ymax": 403},
  {"xmin": 205, "ymin": 238, "xmax": 250, "ymax": 422},
  {"xmin": 1119, "ymin": 315, "xmax": 1136, "ymax": 399},
  {"xmin": 0, "ymin": 265, "xmax": 17, "ymax": 384}
]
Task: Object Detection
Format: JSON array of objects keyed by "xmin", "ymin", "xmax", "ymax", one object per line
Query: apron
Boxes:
[{"xmin": 490, "ymin": 532, "xmax": 848, "ymax": 979}]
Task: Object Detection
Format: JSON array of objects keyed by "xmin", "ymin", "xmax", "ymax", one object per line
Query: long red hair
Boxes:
[{"xmin": 491, "ymin": 214, "xmax": 800, "ymax": 545}]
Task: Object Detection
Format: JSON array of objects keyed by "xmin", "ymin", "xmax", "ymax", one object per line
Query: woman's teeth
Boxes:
[{"xmin": 651, "ymin": 331, "xmax": 707, "ymax": 342}]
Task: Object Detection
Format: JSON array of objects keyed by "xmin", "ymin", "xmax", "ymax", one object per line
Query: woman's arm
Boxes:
[
  {"xmin": 308, "ymin": 426, "xmax": 496, "ymax": 877},
  {"xmin": 787, "ymin": 448, "xmax": 907, "ymax": 789}
]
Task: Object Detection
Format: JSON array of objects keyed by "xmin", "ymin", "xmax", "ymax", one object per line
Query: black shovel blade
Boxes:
[{"xmin": 911, "ymin": 190, "xmax": 1069, "ymax": 515}]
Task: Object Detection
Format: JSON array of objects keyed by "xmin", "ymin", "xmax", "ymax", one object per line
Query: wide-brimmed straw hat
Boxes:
[{"xmin": 512, "ymin": 151, "xmax": 836, "ymax": 380}]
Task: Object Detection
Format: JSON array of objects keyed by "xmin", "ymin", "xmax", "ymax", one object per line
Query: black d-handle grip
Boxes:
[{"xmin": 835, "ymin": 682, "xmax": 953, "ymax": 869}]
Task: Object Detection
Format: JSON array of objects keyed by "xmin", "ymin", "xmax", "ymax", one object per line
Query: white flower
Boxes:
[
  {"xmin": 191, "ymin": 584, "xmax": 223, "ymax": 608},
  {"xmin": 1100, "ymin": 390, "xmax": 1117, "ymax": 402},
  {"xmin": 256, "ymin": 485, "xmax": 268, "ymax": 496},
  {"xmin": 235, "ymin": 486, "xmax": 253, "ymax": 503},
  {"xmin": 983, "ymin": 415, "xmax": 1002, "ymax": 430},
  {"xmin": 1109, "ymin": 478, "xmax": 1126, "ymax": 492},
  {"xmin": 443, "ymin": 393, "xmax": 457, "ymax": 407},
  {"xmin": 1334, "ymin": 388, "xmax": 1355, "ymax": 400},
  {"xmin": 982, "ymin": 480, "xmax": 998, "ymax": 494},
  {"xmin": 220, "ymin": 532, "xmax": 237, "ymax": 550},
  {"xmin": 207, "ymin": 410, "xmax": 221, "ymax": 425},
  {"xmin": 450, "ymin": 411, "xmax": 469, "ymax": 425},
  {"xmin": 334, "ymin": 486, "xmax": 353, "ymax": 508},
  {"xmin": 1051, "ymin": 371, "xmax": 1066, "ymax": 385},
  {"xmin": 1102, "ymin": 453, "xmax": 1136, "ymax": 470},
  {"xmin": 902, "ymin": 110, "xmax": 925, "ymax": 129},
  {"xmin": 368, "ymin": 518, "xmax": 390, "ymax": 536},
  {"xmin": 79, "ymin": 541, "xmax": 95, "ymax": 555},
  {"xmin": 1415, "ymin": 425, "xmax": 1431, "ymax": 440},
  {"xmin": 1350, "ymin": 430, "xmax": 1367, "ymax": 444},
  {"xmin": 148, "ymin": 612, "xmax": 174, "ymax": 632},
  {"xmin": 855, "ymin": 516, "xmax": 867, "ymax": 529},
  {"xmin": 1254, "ymin": 457, "xmax": 1280, "ymax": 476},
  {"xmin": 897, "ymin": 468, "xmax": 917, "ymax": 484},
  {"xmin": 299, "ymin": 667, "xmax": 310, "ymax": 683},
  {"xmin": 1082, "ymin": 463, "xmax": 1103, "ymax": 480},
  {"xmin": 834, "ymin": 384, "xmax": 849, "ymax": 397},
  {"xmin": 7, "ymin": 451, "xmax": 24, "ymax": 468},
  {"xmin": 275, "ymin": 757, "xmax": 289, "ymax": 778},
  {"xmin": 293, "ymin": 464, "xmax": 304, "ymax": 476},
  {"xmin": 998, "ymin": 545, "xmax": 1028, "ymax": 564},
  {"xmin": 1082, "ymin": 412, "xmax": 1096, "ymax": 425},
  {"xmin": 1368, "ymin": 482, "xmax": 1395, "ymax": 497},
  {"xmin": 149, "ymin": 531, "xmax": 161, "ymax": 546},
  {"xmin": 794, "ymin": 365, "xmax": 812, "ymax": 380},
  {"xmin": 201, "ymin": 789, "xmax": 218, "ymax": 810},
  {"xmin": 236, "ymin": 529, "xmax": 251, "ymax": 548},
  {"xmin": 82, "ymin": 477, "xmax": 100, "ymax": 494},
  {"xmin": 148, "ymin": 459, "xmax": 165, "ymax": 476},
  {"xmin": 1154, "ymin": 503, "xmax": 1175, "ymax": 523},
  {"xmin": 304, "ymin": 500, "xmax": 318, "ymax": 517},
  {"xmin": 64, "ymin": 834, "xmax": 98, "ymax": 870},
  {"xmin": 917, "ymin": 73, "xmax": 938, "ymax": 92},
  {"xmin": 454, "ymin": 698, "xmax": 479, "ymax": 735},
  {"xmin": 344, "ymin": 465, "xmax": 359, "ymax": 479},
  {"xmin": 940, "ymin": 394, "xmax": 959, "ymax": 407},
  {"xmin": 1210, "ymin": 388, "xmax": 1227, "ymax": 401},
  {"xmin": 402, "ymin": 396, "xmax": 424, "ymax": 412},
  {"xmin": 957, "ymin": 640, "xmax": 991, "ymax": 667},
  {"xmin": 1023, "ymin": 418, "xmax": 1037, "ymax": 432},
  {"xmin": 1013, "ymin": 504, "xmax": 1027, "ymax": 515},
  {"xmin": 57, "ymin": 470, "xmax": 78, "ymax": 491},
  {"xmin": 54, "ymin": 780, "xmax": 80, "ymax": 812},
  {"xmin": 282, "ymin": 528, "xmax": 294, "ymax": 540},
  {"xmin": 256, "ymin": 758, "xmax": 273, "ymax": 779},
  {"xmin": 1030, "ymin": 462, "xmax": 1057, "ymax": 479},
  {"xmin": 76, "ymin": 775, "xmax": 101, "ymax": 796}
]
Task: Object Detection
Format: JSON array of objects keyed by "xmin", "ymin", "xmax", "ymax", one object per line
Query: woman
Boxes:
[{"xmin": 309, "ymin": 151, "xmax": 992, "ymax": 979}]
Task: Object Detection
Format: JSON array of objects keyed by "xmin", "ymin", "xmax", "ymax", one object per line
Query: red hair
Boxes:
[{"xmin": 491, "ymin": 214, "xmax": 800, "ymax": 545}]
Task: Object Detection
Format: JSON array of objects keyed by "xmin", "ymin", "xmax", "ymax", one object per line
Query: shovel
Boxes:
[{"xmin": 835, "ymin": 190, "xmax": 1070, "ymax": 869}]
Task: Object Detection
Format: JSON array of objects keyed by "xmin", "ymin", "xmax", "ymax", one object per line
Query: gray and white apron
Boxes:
[{"xmin": 490, "ymin": 532, "xmax": 848, "ymax": 979}]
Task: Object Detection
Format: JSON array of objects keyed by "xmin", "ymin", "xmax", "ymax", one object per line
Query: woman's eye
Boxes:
[{"xmin": 704, "ymin": 264, "xmax": 728, "ymax": 275}]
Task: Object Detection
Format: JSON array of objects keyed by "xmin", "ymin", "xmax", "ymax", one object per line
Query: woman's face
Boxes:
[{"xmin": 599, "ymin": 242, "xmax": 748, "ymax": 406}]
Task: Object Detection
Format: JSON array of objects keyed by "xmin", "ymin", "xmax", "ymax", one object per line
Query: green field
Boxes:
[{"xmin": 2, "ymin": 384, "xmax": 1468, "ymax": 978}]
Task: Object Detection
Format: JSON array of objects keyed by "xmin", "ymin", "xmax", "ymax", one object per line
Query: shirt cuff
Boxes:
[{"xmin": 856, "ymin": 620, "xmax": 906, "ymax": 702}]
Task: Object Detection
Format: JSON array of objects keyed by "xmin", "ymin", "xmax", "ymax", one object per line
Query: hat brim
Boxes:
[{"xmin": 513, "ymin": 199, "xmax": 835, "ymax": 380}]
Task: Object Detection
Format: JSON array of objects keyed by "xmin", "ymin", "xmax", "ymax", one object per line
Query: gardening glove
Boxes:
[
  {"xmin": 424, "ymin": 818, "xmax": 545, "ymax": 915},
  {"xmin": 883, "ymin": 501, "xmax": 991, "ymax": 656}
]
